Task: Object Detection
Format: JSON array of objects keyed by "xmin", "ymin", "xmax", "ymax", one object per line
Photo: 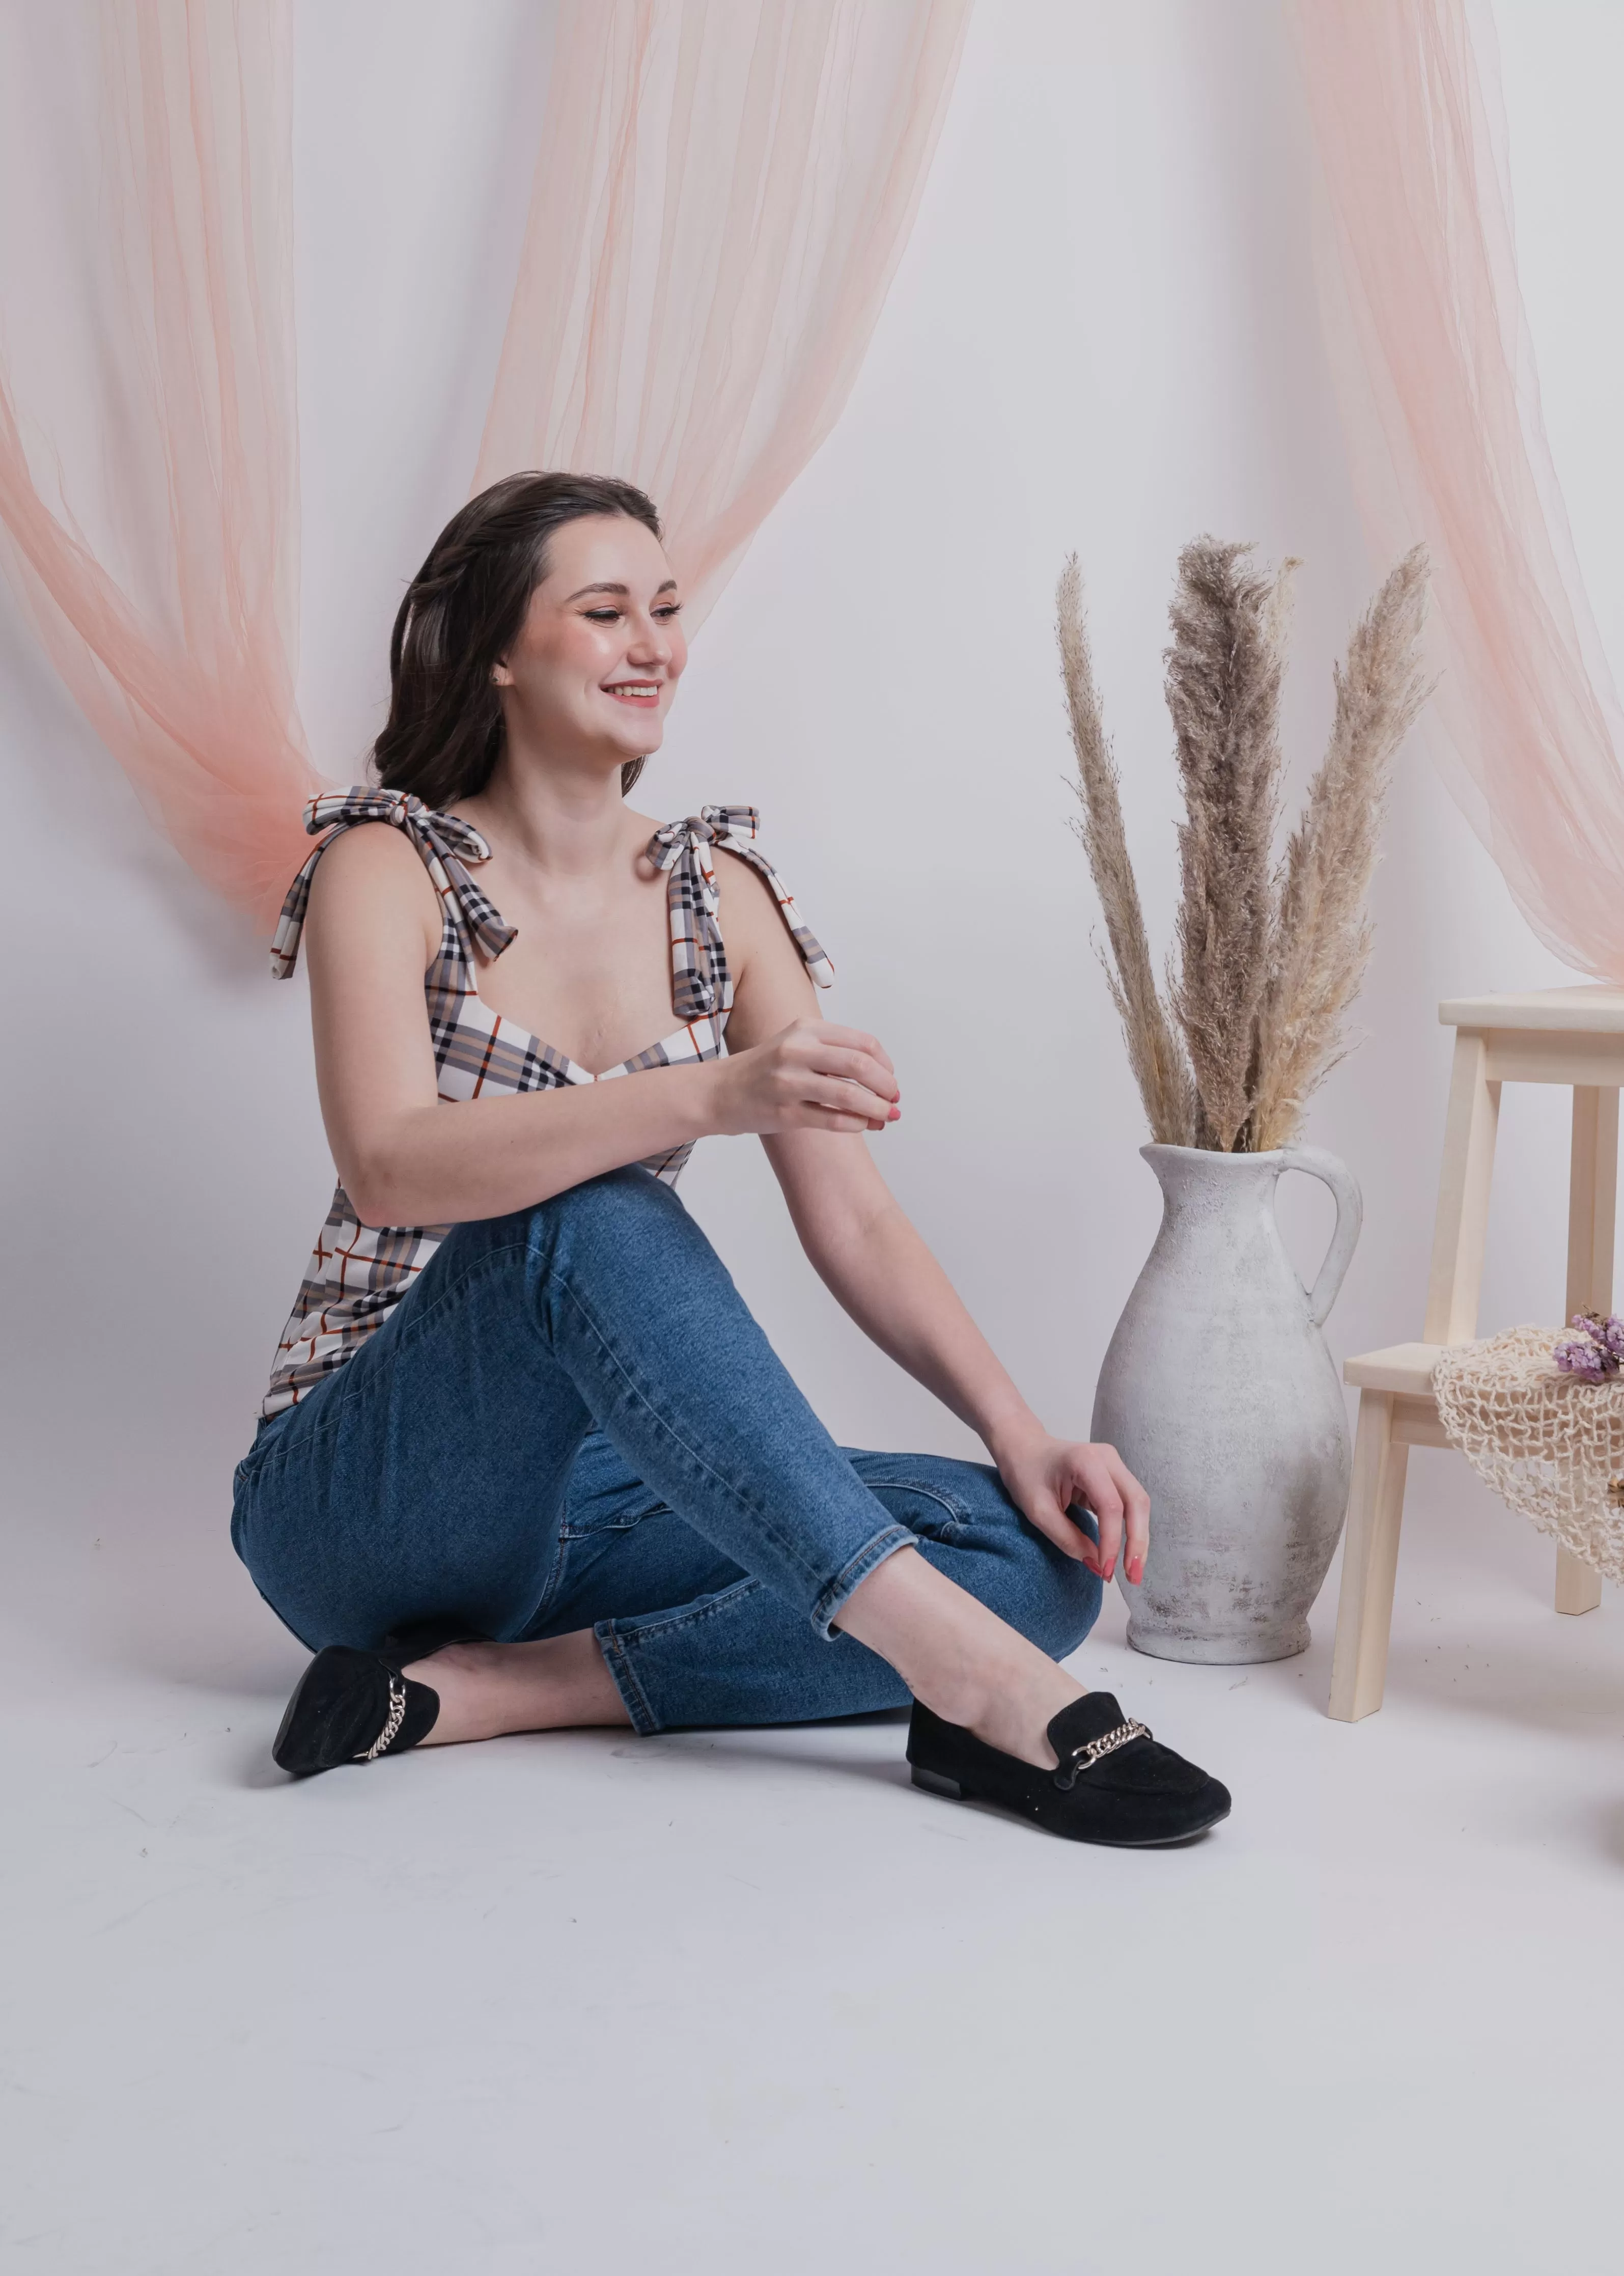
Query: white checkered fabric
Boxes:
[{"xmin": 260, "ymin": 790, "xmax": 832, "ymax": 1418}]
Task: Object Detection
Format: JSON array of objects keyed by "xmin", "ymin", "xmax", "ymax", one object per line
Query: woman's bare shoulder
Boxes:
[
  {"xmin": 304, "ymin": 818, "xmax": 441, "ymax": 954},
  {"xmin": 712, "ymin": 834, "xmax": 821, "ymax": 1025},
  {"xmin": 712, "ymin": 835, "xmax": 782, "ymax": 913}
]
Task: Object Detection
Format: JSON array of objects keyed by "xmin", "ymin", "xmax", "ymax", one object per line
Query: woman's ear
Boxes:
[{"xmin": 490, "ymin": 660, "xmax": 514, "ymax": 688}]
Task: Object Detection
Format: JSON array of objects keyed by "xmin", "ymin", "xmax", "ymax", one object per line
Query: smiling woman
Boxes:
[
  {"xmin": 232, "ymin": 470, "xmax": 1230, "ymax": 1848},
  {"xmin": 371, "ymin": 473, "xmax": 676, "ymax": 810}
]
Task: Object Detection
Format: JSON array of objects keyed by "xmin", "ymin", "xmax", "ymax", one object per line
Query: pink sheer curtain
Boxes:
[
  {"xmin": 0, "ymin": 2, "xmax": 318, "ymax": 929},
  {"xmin": 0, "ymin": 1, "xmax": 969, "ymax": 930},
  {"xmin": 475, "ymin": 0, "xmax": 972, "ymax": 627},
  {"xmin": 1291, "ymin": 0, "xmax": 1624, "ymax": 980}
]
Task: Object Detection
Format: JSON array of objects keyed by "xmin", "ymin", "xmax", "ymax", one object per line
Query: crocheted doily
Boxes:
[{"xmin": 1433, "ymin": 1325, "xmax": 1624, "ymax": 1580}]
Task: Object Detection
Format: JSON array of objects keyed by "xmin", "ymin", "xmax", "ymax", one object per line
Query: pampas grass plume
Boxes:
[
  {"xmin": 1056, "ymin": 558, "xmax": 1196, "ymax": 1147},
  {"xmin": 1250, "ymin": 545, "xmax": 1432, "ymax": 1149},
  {"xmin": 1056, "ymin": 540, "xmax": 1431, "ymax": 1153},
  {"xmin": 1165, "ymin": 540, "xmax": 1296, "ymax": 1150}
]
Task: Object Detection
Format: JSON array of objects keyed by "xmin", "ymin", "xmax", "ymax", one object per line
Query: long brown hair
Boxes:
[{"xmin": 372, "ymin": 471, "xmax": 665, "ymax": 808}]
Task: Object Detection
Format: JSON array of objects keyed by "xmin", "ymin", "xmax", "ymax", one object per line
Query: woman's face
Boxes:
[{"xmin": 493, "ymin": 513, "xmax": 688, "ymax": 771}]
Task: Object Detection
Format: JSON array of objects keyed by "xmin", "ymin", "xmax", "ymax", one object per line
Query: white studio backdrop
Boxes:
[{"xmin": 0, "ymin": 0, "xmax": 1612, "ymax": 1666}]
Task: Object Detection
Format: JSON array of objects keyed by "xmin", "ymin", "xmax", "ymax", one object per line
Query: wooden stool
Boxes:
[{"xmin": 1328, "ymin": 987, "xmax": 1624, "ymax": 1722}]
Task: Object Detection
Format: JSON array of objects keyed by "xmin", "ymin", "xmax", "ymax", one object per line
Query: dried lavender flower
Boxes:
[{"xmin": 1554, "ymin": 1313, "xmax": 1624, "ymax": 1380}]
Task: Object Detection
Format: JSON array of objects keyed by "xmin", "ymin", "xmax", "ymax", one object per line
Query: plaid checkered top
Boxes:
[{"xmin": 261, "ymin": 789, "xmax": 833, "ymax": 1419}]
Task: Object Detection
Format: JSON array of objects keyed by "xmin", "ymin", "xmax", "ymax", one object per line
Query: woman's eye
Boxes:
[
  {"xmin": 655, "ymin": 603, "xmax": 683, "ymax": 620},
  {"xmin": 584, "ymin": 608, "xmax": 621, "ymax": 623}
]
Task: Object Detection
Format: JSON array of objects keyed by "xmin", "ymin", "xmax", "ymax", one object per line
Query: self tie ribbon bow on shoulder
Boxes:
[
  {"xmin": 269, "ymin": 789, "xmax": 834, "ymax": 1012},
  {"xmin": 646, "ymin": 806, "xmax": 835, "ymax": 1020},
  {"xmin": 269, "ymin": 787, "xmax": 517, "ymax": 979}
]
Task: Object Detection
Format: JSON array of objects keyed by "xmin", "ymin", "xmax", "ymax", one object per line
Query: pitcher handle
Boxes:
[{"xmin": 1279, "ymin": 1145, "xmax": 1363, "ymax": 1327}]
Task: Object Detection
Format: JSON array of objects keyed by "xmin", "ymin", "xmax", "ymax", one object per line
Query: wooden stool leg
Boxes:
[
  {"xmin": 1557, "ymin": 1084, "xmax": 1617, "ymax": 1615},
  {"xmin": 1423, "ymin": 1030, "xmax": 1501, "ymax": 1346},
  {"xmin": 1329, "ymin": 1391, "xmax": 1411, "ymax": 1720},
  {"xmin": 1556, "ymin": 1546, "xmax": 1603, "ymax": 1616}
]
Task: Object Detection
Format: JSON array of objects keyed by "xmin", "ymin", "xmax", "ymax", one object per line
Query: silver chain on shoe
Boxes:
[
  {"xmin": 357, "ymin": 1674, "xmax": 408, "ymax": 1762},
  {"xmin": 1052, "ymin": 1717, "xmax": 1150, "ymax": 1791}
]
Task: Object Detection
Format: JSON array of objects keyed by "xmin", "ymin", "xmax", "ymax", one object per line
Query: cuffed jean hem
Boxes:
[
  {"xmin": 594, "ymin": 1520, "xmax": 917, "ymax": 1735},
  {"xmin": 596, "ymin": 1620, "xmax": 665, "ymax": 1737},
  {"xmin": 808, "ymin": 1522, "xmax": 917, "ymax": 1637}
]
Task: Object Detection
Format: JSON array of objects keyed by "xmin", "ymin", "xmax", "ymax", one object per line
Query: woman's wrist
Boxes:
[
  {"xmin": 691, "ymin": 1053, "xmax": 737, "ymax": 1139},
  {"xmin": 651, "ymin": 1058, "xmax": 721, "ymax": 1146},
  {"xmin": 981, "ymin": 1403, "xmax": 1050, "ymax": 1470}
]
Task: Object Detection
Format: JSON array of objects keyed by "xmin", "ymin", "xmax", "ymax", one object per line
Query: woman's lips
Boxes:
[{"xmin": 602, "ymin": 681, "xmax": 661, "ymax": 707}]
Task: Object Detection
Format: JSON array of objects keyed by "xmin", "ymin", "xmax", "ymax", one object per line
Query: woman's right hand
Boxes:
[{"xmin": 711, "ymin": 1017, "xmax": 901, "ymax": 1137}]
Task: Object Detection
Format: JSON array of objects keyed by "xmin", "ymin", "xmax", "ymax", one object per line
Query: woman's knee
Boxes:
[
  {"xmin": 526, "ymin": 1164, "xmax": 683, "ymax": 1241},
  {"xmin": 847, "ymin": 1449, "xmax": 1102, "ymax": 1660},
  {"xmin": 436, "ymin": 1166, "xmax": 701, "ymax": 1294},
  {"xmin": 1023, "ymin": 1551, "xmax": 1103, "ymax": 1661},
  {"xmin": 1013, "ymin": 1494, "xmax": 1103, "ymax": 1660},
  {"xmin": 842, "ymin": 1456, "xmax": 1096, "ymax": 1657}
]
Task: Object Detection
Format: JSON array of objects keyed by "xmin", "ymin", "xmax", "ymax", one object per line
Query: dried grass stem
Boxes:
[
  {"xmin": 1058, "ymin": 540, "xmax": 1431, "ymax": 1153},
  {"xmin": 1056, "ymin": 559, "xmax": 1196, "ymax": 1147}
]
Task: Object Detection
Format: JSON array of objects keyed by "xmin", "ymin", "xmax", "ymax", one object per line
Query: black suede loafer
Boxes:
[
  {"xmin": 272, "ymin": 1622, "xmax": 479, "ymax": 1778},
  {"xmin": 907, "ymin": 1690, "xmax": 1230, "ymax": 1846}
]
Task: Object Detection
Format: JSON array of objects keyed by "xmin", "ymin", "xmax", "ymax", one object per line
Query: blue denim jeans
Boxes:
[{"xmin": 232, "ymin": 1168, "xmax": 1101, "ymax": 1733}]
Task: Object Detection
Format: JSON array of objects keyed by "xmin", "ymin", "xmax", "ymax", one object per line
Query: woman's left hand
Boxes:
[{"xmin": 992, "ymin": 1429, "xmax": 1149, "ymax": 1584}]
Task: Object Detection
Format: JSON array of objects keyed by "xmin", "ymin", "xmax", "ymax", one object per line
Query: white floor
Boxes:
[{"xmin": 6, "ymin": 1454, "xmax": 1623, "ymax": 2276}]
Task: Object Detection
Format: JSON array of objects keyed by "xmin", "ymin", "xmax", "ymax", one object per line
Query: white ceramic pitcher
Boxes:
[{"xmin": 1091, "ymin": 1143, "xmax": 1363, "ymax": 1664}]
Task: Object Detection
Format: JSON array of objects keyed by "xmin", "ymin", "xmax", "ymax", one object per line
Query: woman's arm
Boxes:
[
  {"xmin": 301, "ymin": 824, "xmax": 901, "ymax": 1227},
  {"xmin": 721, "ymin": 857, "xmax": 1148, "ymax": 1585}
]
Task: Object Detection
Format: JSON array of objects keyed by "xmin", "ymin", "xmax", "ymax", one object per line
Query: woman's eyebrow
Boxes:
[{"xmin": 563, "ymin": 578, "xmax": 679, "ymax": 601}]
